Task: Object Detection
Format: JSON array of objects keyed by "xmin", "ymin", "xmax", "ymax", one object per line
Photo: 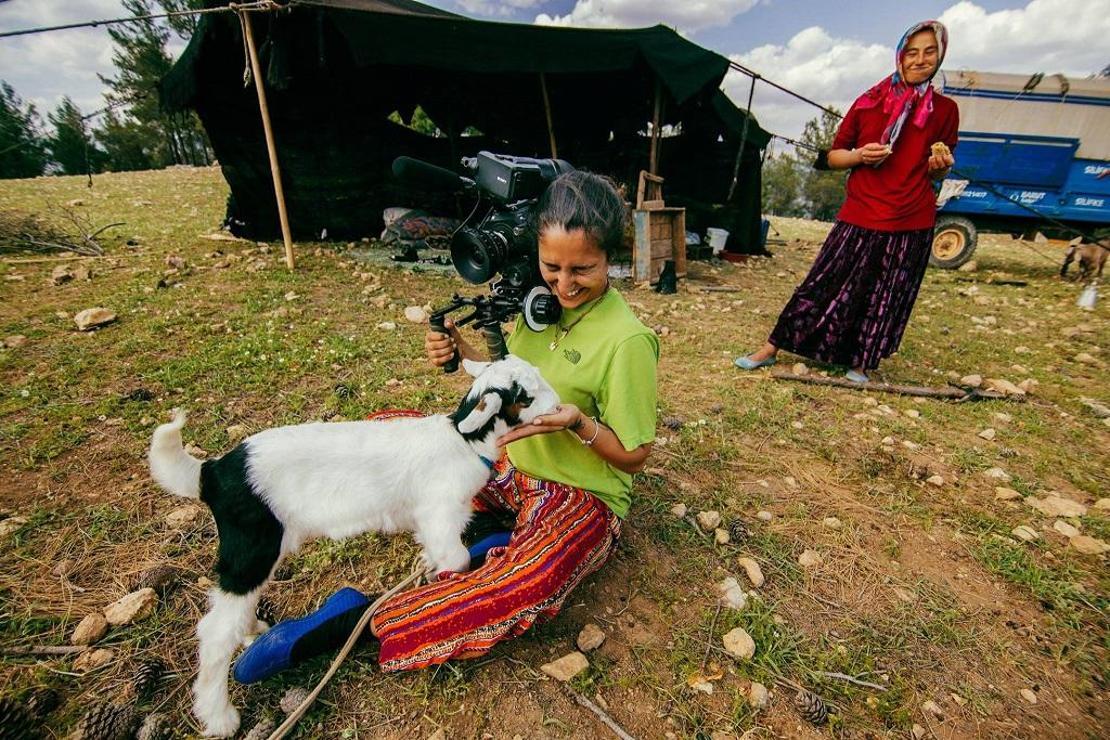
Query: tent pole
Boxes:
[
  {"xmin": 539, "ymin": 73, "xmax": 557, "ymax": 159},
  {"xmin": 240, "ymin": 7, "xmax": 295, "ymax": 270},
  {"xmin": 726, "ymin": 75, "xmax": 757, "ymax": 202},
  {"xmin": 649, "ymin": 78, "xmax": 662, "ymax": 174}
]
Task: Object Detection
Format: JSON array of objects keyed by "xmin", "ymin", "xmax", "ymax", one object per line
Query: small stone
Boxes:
[
  {"xmin": 225, "ymin": 424, "xmax": 248, "ymax": 443},
  {"xmin": 893, "ymin": 587, "xmax": 917, "ymax": 603},
  {"xmin": 783, "ymin": 476, "xmax": 797, "ymax": 488},
  {"xmin": 540, "ymin": 651, "xmax": 589, "ymax": 681},
  {"xmin": 985, "ymin": 378, "xmax": 1026, "ymax": 396},
  {"xmin": 1095, "ymin": 498, "xmax": 1110, "ymax": 511},
  {"xmin": 736, "ymin": 557, "xmax": 765, "ymax": 588},
  {"xmin": 0, "ymin": 516, "xmax": 28, "ymax": 537},
  {"xmin": 670, "ymin": 503, "xmax": 687, "ymax": 518},
  {"xmin": 922, "ymin": 699, "xmax": 944, "ymax": 717},
  {"xmin": 1075, "ymin": 353, "xmax": 1098, "ymax": 366},
  {"xmin": 994, "ymin": 412, "xmax": 1013, "ymax": 423},
  {"xmin": 51, "ymin": 264, "xmax": 74, "ymax": 285},
  {"xmin": 1070, "ymin": 535, "xmax": 1110, "ymax": 555},
  {"xmin": 376, "ymin": 321, "xmax": 397, "ymax": 331},
  {"xmin": 716, "ymin": 577, "xmax": 748, "ymax": 610},
  {"xmin": 960, "ymin": 374, "xmax": 982, "ymax": 388},
  {"xmin": 696, "ymin": 510, "xmax": 722, "ymax": 531},
  {"xmin": 957, "ymin": 260, "xmax": 978, "ymax": 272},
  {"xmin": 1017, "ymin": 378, "xmax": 1038, "ymax": 394},
  {"xmin": 722, "ymin": 627, "xmax": 755, "ymax": 660},
  {"xmin": 904, "ymin": 409, "xmax": 921, "ymax": 418},
  {"xmin": 881, "ymin": 436, "xmax": 895, "ymax": 446},
  {"xmin": 1026, "ymin": 494, "xmax": 1086, "ymax": 518},
  {"xmin": 983, "ymin": 467, "xmax": 1011, "ymax": 482},
  {"xmin": 791, "ymin": 362, "xmax": 809, "ymax": 376},
  {"xmin": 748, "ymin": 681, "xmax": 769, "ymax": 709},
  {"xmin": 104, "ymin": 588, "xmax": 157, "ymax": 625},
  {"xmin": 1053, "ymin": 520, "xmax": 1080, "ymax": 539},
  {"xmin": 3, "ymin": 335, "xmax": 27, "ymax": 348},
  {"xmin": 385, "ymin": 378, "xmax": 402, "ymax": 387},
  {"xmin": 165, "ymin": 506, "xmax": 202, "ymax": 529},
  {"xmin": 74, "ymin": 647, "xmax": 114, "ymax": 671},
  {"xmin": 714, "ymin": 528, "xmax": 730, "ymax": 545},
  {"xmin": 1020, "ymin": 688, "xmax": 1038, "ymax": 704},
  {"xmin": 71, "ymin": 612, "xmax": 109, "ymax": 646},
  {"xmin": 995, "ymin": 487, "xmax": 1021, "ymax": 500},
  {"xmin": 756, "ymin": 510, "xmax": 772, "ymax": 522},
  {"xmin": 280, "ymin": 687, "xmax": 310, "ymax": 715},
  {"xmin": 902, "ymin": 440, "xmax": 920, "ymax": 450},
  {"xmin": 576, "ymin": 623, "xmax": 606, "ymax": 652},
  {"xmin": 912, "ymin": 724, "xmax": 927, "ymax": 739},
  {"xmin": 978, "ymin": 428, "xmax": 996, "ymax": 441},
  {"xmin": 1011, "ymin": 525, "xmax": 1038, "ymax": 542},
  {"xmin": 798, "ymin": 549, "xmax": 822, "ymax": 569},
  {"xmin": 821, "ymin": 516, "xmax": 842, "ymax": 530},
  {"xmin": 926, "ymin": 475, "xmax": 945, "ymax": 487},
  {"xmin": 74, "ymin": 307, "xmax": 117, "ymax": 331},
  {"xmin": 404, "ymin": 306, "xmax": 428, "ymax": 323},
  {"xmin": 165, "ymin": 254, "xmax": 187, "ymax": 269}
]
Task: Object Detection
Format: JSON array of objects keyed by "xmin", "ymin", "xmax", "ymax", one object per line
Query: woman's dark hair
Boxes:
[{"xmin": 535, "ymin": 170, "xmax": 628, "ymax": 258}]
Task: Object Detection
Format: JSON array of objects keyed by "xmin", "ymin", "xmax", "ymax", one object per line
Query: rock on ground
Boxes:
[
  {"xmin": 74, "ymin": 307, "xmax": 117, "ymax": 331},
  {"xmin": 736, "ymin": 557, "xmax": 765, "ymax": 588},
  {"xmin": 104, "ymin": 588, "xmax": 157, "ymax": 626},
  {"xmin": 723, "ymin": 627, "xmax": 756, "ymax": 660},
  {"xmin": 576, "ymin": 623, "xmax": 606, "ymax": 652},
  {"xmin": 541, "ymin": 651, "xmax": 589, "ymax": 682},
  {"xmin": 71, "ymin": 612, "xmax": 109, "ymax": 646}
]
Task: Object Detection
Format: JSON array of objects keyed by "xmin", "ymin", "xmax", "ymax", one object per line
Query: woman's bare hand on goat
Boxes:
[{"xmin": 497, "ymin": 403, "xmax": 583, "ymax": 446}]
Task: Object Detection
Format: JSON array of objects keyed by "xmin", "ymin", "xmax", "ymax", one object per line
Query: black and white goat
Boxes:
[{"xmin": 148, "ymin": 355, "xmax": 558, "ymax": 737}]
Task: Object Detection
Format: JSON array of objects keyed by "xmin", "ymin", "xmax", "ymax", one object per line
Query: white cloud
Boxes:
[
  {"xmin": 456, "ymin": 0, "xmax": 543, "ymax": 16},
  {"xmin": 728, "ymin": 0, "xmax": 1110, "ymax": 141},
  {"xmin": 536, "ymin": 0, "xmax": 759, "ymax": 34}
]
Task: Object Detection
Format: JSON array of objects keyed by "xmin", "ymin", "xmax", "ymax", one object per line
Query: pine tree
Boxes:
[
  {"xmin": 798, "ymin": 108, "xmax": 848, "ymax": 221},
  {"xmin": 95, "ymin": 0, "xmax": 210, "ymax": 170},
  {"xmin": 0, "ymin": 81, "xmax": 47, "ymax": 179},
  {"xmin": 47, "ymin": 97, "xmax": 107, "ymax": 176}
]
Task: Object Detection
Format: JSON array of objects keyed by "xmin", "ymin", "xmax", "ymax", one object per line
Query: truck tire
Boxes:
[{"xmin": 930, "ymin": 216, "xmax": 977, "ymax": 269}]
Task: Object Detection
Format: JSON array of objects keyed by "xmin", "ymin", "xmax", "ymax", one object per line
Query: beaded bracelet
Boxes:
[{"xmin": 580, "ymin": 416, "xmax": 601, "ymax": 447}]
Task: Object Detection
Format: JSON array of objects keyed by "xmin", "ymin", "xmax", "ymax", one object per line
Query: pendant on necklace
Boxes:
[{"xmin": 548, "ymin": 340, "xmax": 558, "ymax": 351}]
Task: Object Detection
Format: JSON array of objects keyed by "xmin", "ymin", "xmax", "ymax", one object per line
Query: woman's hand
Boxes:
[
  {"xmin": 858, "ymin": 142, "xmax": 893, "ymax": 166},
  {"xmin": 928, "ymin": 150, "xmax": 955, "ymax": 178},
  {"xmin": 497, "ymin": 403, "xmax": 583, "ymax": 447},
  {"xmin": 425, "ymin": 319, "xmax": 463, "ymax": 368}
]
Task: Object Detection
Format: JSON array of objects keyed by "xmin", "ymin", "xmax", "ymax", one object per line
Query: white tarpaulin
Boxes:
[{"xmin": 939, "ymin": 70, "xmax": 1110, "ymax": 160}]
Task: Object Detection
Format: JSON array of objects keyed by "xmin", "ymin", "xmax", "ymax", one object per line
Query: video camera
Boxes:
[{"xmin": 392, "ymin": 152, "xmax": 575, "ymax": 372}]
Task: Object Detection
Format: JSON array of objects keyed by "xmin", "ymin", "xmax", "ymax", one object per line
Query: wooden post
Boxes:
[
  {"xmin": 240, "ymin": 8, "xmax": 295, "ymax": 270},
  {"xmin": 649, "ymin": 78, "xmax": 663, "ymax": 174},
  {"xmin": 539, "ymin": 73, "xmax": 557, "ymax": 159},
  {"xmin": 726, "ymin": 74, "xmax": 757, "ymax": 202}
]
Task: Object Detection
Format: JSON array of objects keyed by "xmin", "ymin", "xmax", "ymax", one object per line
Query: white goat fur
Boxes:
[{"xmin": 148, "ymin": 355, "xmax": 558, "ymax": 736}]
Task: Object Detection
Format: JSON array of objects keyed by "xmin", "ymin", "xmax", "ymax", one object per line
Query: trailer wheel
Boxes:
[{"xmin": 930, "ymin": 216, "xmax": 977, "ymax": 269}]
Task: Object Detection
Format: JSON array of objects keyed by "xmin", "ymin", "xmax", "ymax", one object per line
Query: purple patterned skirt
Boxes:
[{"xmin": 768, "ymin": 221, "xmax": 933, "ymax": 371}]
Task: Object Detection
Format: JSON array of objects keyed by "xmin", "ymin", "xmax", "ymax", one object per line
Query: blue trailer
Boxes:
[{"xmin": 930, "ymin": 70, "xmax": 1110, "ymax": 268}]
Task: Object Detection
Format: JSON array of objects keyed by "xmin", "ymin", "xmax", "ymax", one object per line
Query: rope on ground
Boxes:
[{"xmin": 265, "ymin": 558, "xmax": 427, "ymax": 740}]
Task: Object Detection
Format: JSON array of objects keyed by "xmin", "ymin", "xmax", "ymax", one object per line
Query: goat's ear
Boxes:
[
  {"xmin": 456, "ymin": 391, "xmax": 503, "ymax": 434},
  {"xmin": 461, "ymin": 358, "xmax": 491, "ymax": 378}
]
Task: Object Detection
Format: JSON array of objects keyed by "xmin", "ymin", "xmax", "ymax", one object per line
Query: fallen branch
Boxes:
[
  {"xmin": 770, "ymin": 372, "xmax": 1014, "ymax": 401},
  {"xmin": 564, "ymin": 685, "xmax": 638, "ymax": 740},
  {"xmin": 812, "ymin": 670, "xmax": 888, "ymax": 691},
  {"xmin": 2, "ymin": 645, "xmax": 87, "ymax": 656},
  {"xmin": 695, "ymin": 285, "xmax": 744, "ymax": 293}
]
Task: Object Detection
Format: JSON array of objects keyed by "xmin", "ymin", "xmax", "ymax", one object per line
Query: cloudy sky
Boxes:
[{"xmin": 1, "ymin": 0, "xmax": 1107, "ymax": 142}]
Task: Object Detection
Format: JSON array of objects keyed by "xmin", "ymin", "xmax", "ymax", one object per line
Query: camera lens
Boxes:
[
  {"xmin": 522, "ymin": 286, "xmax": 562, "ymax": 331},
  {"xmin": 451, "ymin": 227, "xmax": 509, "ymax": 284}
]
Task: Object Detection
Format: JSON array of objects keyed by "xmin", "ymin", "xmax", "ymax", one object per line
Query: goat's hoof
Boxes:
[{"xmin": 199, "ymin": 706, "xmax": 240, "ymax": 737}]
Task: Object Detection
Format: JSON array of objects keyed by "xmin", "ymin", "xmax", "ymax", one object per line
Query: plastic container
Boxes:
[{"xmin": 706, "ymin": 227, "xmax": 729, "ymax": 255}]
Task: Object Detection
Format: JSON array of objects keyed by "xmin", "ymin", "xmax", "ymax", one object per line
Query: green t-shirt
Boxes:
[{"xmin": 505, "ymin": 287, "xmax": 659, "ymax": 518}]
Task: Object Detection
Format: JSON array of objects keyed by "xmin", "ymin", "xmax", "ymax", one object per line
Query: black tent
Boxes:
[{"xmin": 161, "ymin": 0, "xmax": 771, "ymax": 254}]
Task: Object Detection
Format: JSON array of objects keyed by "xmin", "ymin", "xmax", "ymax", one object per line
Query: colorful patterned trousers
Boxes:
[{"xmin": 370, "ymin": 456, "xmax": 622, "ymax": 672}]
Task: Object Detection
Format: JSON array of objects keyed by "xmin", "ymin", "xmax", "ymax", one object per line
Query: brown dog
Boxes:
[{"xmin": 1060, "ymin": 237, "xmax": 1108, "ymax": 281}]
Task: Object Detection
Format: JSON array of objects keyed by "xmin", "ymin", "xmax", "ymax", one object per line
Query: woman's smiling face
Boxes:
[
  {"xmin": 538, "ymin": 226, "xmax": 609, "ymax": 309},
  {"xmin": 901, "ymin": 30, "xmax": 939, "ymax": 85}
]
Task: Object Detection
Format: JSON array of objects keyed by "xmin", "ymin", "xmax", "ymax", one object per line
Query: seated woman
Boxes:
[{"xmin": 235, "ymin": 170, "xmax": 659, "ymax": 679}]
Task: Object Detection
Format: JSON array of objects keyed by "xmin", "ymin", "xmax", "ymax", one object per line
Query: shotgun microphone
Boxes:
[{"xmin": 391, "ymin": 157, "xmax": 475, "ymax": 192}]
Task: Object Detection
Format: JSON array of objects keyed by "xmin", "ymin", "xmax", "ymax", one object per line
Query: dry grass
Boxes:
[{"xmin": 0, "ymin": 168, "xmax": 1107, "ymax": 738}]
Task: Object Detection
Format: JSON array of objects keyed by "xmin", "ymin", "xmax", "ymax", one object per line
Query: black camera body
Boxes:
[{"xmin": 391, "ymin": 152, "xmax": 574, "ymax": 371}]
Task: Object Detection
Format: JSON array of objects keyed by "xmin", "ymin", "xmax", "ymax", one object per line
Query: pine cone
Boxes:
[
  {"xmin": 242, "ymin": 717, "xmax": 277, "ymax": 740},
  {"xmin": 27, "ymin": 687, "xmax": 61, "ymax": 717},
  {"xmin": 78, "ymin": 701, "xmax": 139, "ymax": 740},
  {"xmin": 794, "ymin": 689, "xmax": 828, "ymax": 725},
  {"xmin": 0, "ymin": 696, "xmax": 37, "ymax": 740},
  {"xmin": 256, "ymin": 597, "xmax": 281, "ymax": 627},
  {"xmin": 728, "ymin": 519, "xmax": 750, "ymax": 543},
  {"xmin": 133, "ymin": 565, "xmax": 182, "ymax": 597},
  {"xmin": 135, "ymin": 712, "xmax": 172, "ymax": 740},
  {"xmin": 132, "ymin": 658, "xmax": 166, "ymax": 702}
]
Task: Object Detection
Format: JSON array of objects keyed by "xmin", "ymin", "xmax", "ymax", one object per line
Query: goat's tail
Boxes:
[{"xmin": 148, "ymin": 409, "xmax": 202, "ymax": 499}]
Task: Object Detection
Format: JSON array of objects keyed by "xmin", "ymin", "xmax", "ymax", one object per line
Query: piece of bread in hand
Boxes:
[{"xmin": 930, "ymin": 141, "xmax": 951, "ymax": 158}]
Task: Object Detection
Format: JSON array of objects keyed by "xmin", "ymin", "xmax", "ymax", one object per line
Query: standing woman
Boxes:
[{"xmin": 735, "ymin": 20, "xmax": 957, "ymax": 382}]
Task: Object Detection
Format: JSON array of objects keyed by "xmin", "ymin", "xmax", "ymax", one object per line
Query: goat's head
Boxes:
[{"xmin": 450, "ymin": 355, "xmax": 560, "ymax": 439}]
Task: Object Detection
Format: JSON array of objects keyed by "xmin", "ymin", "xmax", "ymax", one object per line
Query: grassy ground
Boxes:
[{"xmin": 0, "ymin": 167, "xmax": 1107, "ymax": 739}]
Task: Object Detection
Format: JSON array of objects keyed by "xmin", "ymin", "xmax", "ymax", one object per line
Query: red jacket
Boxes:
[{"xmin": 832, "ymin": 92, "xmax": 959, "ymax": 231}]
